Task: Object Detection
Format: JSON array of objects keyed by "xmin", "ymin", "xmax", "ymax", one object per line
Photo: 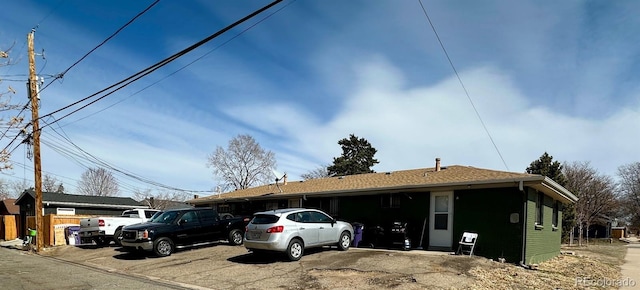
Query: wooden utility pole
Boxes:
[{"xmin": 27, "ymin": 29, "xmax": 44, "ymax": 252}]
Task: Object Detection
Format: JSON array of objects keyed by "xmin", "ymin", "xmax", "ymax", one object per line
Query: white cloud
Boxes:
[{"xmin": 223, "ymin": 56, "xmax": 640, "ymax": 180}]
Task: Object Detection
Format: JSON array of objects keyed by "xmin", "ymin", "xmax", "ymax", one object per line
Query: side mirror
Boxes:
[{"xmin": 178, "ymin": 219, "xmax": 187, "ymax": 225}]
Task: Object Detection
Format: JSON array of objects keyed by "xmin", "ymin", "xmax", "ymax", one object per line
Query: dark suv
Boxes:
[{"xmin": 121, "ymin": 208, "xmax": 247, "ymax": 257}]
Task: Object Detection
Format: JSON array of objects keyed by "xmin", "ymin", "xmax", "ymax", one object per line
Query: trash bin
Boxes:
[
  {"xmin": 66, "ymin": 226, "xmax": 81, "ymax": 246},
  {"xmin": 352, "ymin": 223, "xmax": 364, "ymax": 247}
]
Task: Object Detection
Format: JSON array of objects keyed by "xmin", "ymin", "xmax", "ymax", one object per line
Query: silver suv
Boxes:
[{"xmin": 244, "ymin": 208, "xmax": 354, "ymax": 261}]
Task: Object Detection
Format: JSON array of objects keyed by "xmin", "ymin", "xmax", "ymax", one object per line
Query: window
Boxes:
[
  {"xmin": 381, "ymin": 194, "xmax": 401, "ymax": 208},
  {"xmin": 434, "ymin": 195, "xmax": 449, "ymax": 230},
  {"xmin": 56, "ymin": 208, "xmax": 75, "ymax": 215},
  {"xmin": 535, "ymin": 192, "xmax": 544, "ymax": 227},
  {"xmin": 329, "ymin": 198, "xmax": 340, "ymax": 216},
  {"xmin": 252, "ymin": 214, "xmax": 280, "ymax": 224},
  {"xmin": 288, "ymin": 199, "xmax": 300, "ymax": 208},
  {"xmin": 180, "ymin": 211, "xmax": 198, "ymax": 224},
  {"xmin": 309, "ymin": 211, "xmax": 333, "ymax": 223},
  {"xmin": 552, "ymin": 201, "xmax": 559, "ymax": 229},
  {"xmin": 144, "ymin": 210, "xmax": 157, "ymax": 219},
  {"xmin": 218, "ymin": 204, "xmax": 231, "ymax": 213},
  {"xmin": 265, "ymin": 202, "xmax": 279, "ymax": 210},
  {"xmin": 198, "ymin": 210, "xmax": 217, "ymax": 223}
]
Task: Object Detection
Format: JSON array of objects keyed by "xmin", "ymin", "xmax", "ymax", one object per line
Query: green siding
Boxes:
[
  {"xmin": 524, "ymin": 188, "xmax": 563, "ymax": 264},
  {"xmin": 453, "ymin": 188, "xmax": 523, "ymax": 262}
]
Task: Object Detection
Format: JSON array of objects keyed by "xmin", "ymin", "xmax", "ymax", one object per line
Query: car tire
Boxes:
[
  {"xmin": 286, "ymin": 238, "xmax": 304, "ymax": 261},
  {"xmin": 153, "ymin": 237, "xmax": 174, "ymax": 257},
  {"xmin": 113, "ymin": 227, "xmax": 123, "ymax": 246},
  {"xmin": 338, "ymin": 231, "xmax": 351, "ymax": 251},
  {"xmin": 228, "ymin": 229, "xmax": 244, "ymax": 246}
]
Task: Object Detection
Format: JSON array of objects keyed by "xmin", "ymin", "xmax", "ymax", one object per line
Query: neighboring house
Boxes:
[
  {"xmin": 14, "ymin": 190, "xmax": 146, "ymax": 237},
  {"xmin": 139, "ymin": 198, "xmax": 194, "ymax": 210},
  {"xmin": 1, "ymin": 198, "xmax": 21, "ymax": 240},
  {"xmin": 1, "ymin": 199, "xmax": 20, "ymax": 215},
  {"xmin": 189, "ymin": 159, "xmax": 577, "ymax": 265}
]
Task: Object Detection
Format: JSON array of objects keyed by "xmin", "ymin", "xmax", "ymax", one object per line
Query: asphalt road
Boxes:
[{"xmin": 0, "ymin": 247, "xmax": 195, "ymax": 290}]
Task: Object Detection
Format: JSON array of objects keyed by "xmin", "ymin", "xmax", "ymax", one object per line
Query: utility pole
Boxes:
[{"xmin": 27, "ymin": 29, "xmax": 44, "ymax": 252}]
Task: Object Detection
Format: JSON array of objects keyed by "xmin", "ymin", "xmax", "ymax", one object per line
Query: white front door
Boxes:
[{"xmin": 429, "ymin": 191, "xmax": 453, "ymax": 249}]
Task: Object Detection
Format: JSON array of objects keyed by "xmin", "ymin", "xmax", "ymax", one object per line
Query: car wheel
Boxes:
[
  {"xmin": 153, "ymin": 237, "xmax": 174, "ymax": 257},
  {"xmin": 286, "ymin": 238, "xmax": 304, "ymax": 261},
  {"xmin": 338, "ymin": 231, "xmax": 351, "ymax": 251},
  {"xmin": 113, "ymin": 227, "xmax": 123, "ymax": 246},
  {"xmin": 228, "ymin": 229, "xmax": 244, "ymax": 246}
]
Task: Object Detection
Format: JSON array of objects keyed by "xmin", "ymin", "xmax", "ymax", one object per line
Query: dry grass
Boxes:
[{"xmin": 469, "ymin": 240, "xmax": 627, "ymax": 290}]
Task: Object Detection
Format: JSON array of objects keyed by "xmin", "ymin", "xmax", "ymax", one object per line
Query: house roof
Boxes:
[
  {"xmin": 1, "ymin": 198, "xmax": 20, "ymax": 215},
  {"xmin": 189, "ymin": 165, "xmax": 578, "ymax": 205},
  {"xmin": 15, "ymin": 190, "xmax": 146, "ymax": 209}
]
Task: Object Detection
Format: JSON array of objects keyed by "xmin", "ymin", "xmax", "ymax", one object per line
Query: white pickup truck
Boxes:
[{"xmin": 79, "ymin": 208, "xmax": 160, "ymax": 246}]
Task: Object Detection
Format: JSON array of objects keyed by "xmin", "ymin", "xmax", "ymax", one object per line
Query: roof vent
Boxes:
[
  {"xmin": 436, "ymin": 158, "xmax": 441, "ymax": 172},
  {"xmin": 385, "ymin": 172, "xmax": 392, "ymax": 175},
  {"xmin": 338, "ymin": 176, "xmax": 345, "ymax": 179}
]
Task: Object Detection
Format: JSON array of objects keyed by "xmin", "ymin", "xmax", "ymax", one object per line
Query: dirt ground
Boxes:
[{"xmin": 39, "ymin": 240, "xmax": 628, "ymax": 290}]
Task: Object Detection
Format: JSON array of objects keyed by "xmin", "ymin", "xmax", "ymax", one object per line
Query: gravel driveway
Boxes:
[{"xmin": 42, "ymin": 243, "xmax": 480, "ymax": 289}]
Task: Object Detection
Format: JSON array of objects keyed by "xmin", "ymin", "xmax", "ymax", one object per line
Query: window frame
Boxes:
[
  {"xmin": 535, "ymin": 192, "xmax": 544, "ymax": 229},
  {"xmin": 381, "ymin": 193, "xmax": 401, "ymax": 208},
  {"xmin": 552, "ymin": 201, "xmax": 559, "ymax": 230}
]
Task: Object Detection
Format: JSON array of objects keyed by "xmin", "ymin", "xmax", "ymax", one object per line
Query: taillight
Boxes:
[
  {"xmin": 98, "ymin": 219, "xmax": 105, "ymax": 227},
  {"xmin": 266, "ymin": 226, "xmax": 284, "ymax": 233}
]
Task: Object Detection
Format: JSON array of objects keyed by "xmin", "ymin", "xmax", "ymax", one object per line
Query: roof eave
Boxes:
[
  {"xmin": 43, "ymin": 201, "xmax": 145, "ymax": 209},
  {"xmin": 190, "ymin": 176, "xmax": 567, "ymax": 204}
]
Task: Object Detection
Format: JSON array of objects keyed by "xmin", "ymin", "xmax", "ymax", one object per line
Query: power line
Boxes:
[
  {"xmin": 38, "ymin": 0, "xmax": 283, "ymax": 131},
  {"xmin": 40, "ymin": 118, "xmax": 211, "ymax": 193},
  {"xmin": 417, "ymin": 0, "xmax": 510, "ymax": 171},
  {"xmin": 37, "ymin": 0, "xmax": 160, "ymax": 94},
  {"xmin": 58, "ymin": 0, "xmax": 298, "ymax": 127}
]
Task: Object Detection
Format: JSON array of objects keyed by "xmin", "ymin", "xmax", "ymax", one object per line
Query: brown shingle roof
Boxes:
[
  {"xmin": 190, "ymin": 165, "xmax": 574, "ymax": 204},
  {"xmin": 1, "ymin": 198, "xmax": 20, "ymax": 215}
]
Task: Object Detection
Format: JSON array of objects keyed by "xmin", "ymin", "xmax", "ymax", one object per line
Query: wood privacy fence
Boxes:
[
  {"xmin": 25, "ymin": 215, "xmax": 93, "ymax": 246},
  {"xmin": 1, "ymin": 215, "xmax": 20, "ymax": 241}
]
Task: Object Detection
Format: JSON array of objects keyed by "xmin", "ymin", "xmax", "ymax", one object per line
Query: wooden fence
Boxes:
[
  {"xmin": 25, "ymin": 215, "xmax": 93, "ymax": 246},
  {"xmin": 1, "ymin": 215, "xmax": 20, "ymax": 241}
]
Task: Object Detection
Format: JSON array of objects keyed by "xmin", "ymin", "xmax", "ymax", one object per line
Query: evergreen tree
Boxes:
[
  {"xmin": 526, "ymin": 152, "xmax": 566, "ymax": 186},
  {"xmin": 526, "ymin": 152, "xmax": 573, "ymax": 243},
  {"xmin": 327, "ymin": 134, "xmax": 379, "ymax": 176}
]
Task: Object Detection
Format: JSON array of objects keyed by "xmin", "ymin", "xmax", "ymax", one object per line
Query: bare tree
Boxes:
[
  {"xmin": 43, "ymin": 174, "xmax": 64, "ymax": 192},
  {"xmin": 301, "ymin": 165, "xmax": 330, "ymax": 180},
  {"xmin": 10, "ymin": 179, "xmax": 31, "ymax": 197},
  {"xmin": 77, "ymin": 167, "xmax": 119, "ymax": 196},
  {"xmin": 133, "ymin": 188, "xmax": 190, "ymax": 210},
  {"xmin": 0, "ymin": 44, "xmax": 26, "ymax": 171},
  {"xmin": 564, "ymin": 161, "xmax": 618, "ymax": 245},
  {"xmin": 0, "ymin": 179, "xmax": 11, "ymax": 200},
  {"xmin": 206, "ymin": 134, "xmax": 276, "ymax": 191},
  {"xmin": 618, "ymin": 162, "xmax": 640, "ymax": 229}
]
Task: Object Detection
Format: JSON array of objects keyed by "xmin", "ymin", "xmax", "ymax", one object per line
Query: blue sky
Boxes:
[{"xmin": 1, "ymin": 0, "xmax": 639, "ymax": 198}]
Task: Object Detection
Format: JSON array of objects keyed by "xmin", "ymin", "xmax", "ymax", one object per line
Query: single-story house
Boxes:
[
  {"xmin": 1, "ymin": 198, "xmax": 20, "ymax": 215},
  {"xmin": 189, "ymin": 159, "xmax": 577, "ymax": 265},
  {"xmin": 14, "ymin": 190, "xmax": 146, "ymax": 237},
  {"xmin": 1, "ymin": 198, "xmax": 21, "ymax": 240}
]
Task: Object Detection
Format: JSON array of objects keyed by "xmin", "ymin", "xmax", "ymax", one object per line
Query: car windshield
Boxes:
[
  {"xmin": 251, "ymin": 214, "xmax": 280, "ymax": 224},
  {"xmin": 148, "ymin": 211, "xmax": 163, "ymax": 222},
  {"xmin": 149, "ymin": 211, "xmax": 180, "ymax": 224}
]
